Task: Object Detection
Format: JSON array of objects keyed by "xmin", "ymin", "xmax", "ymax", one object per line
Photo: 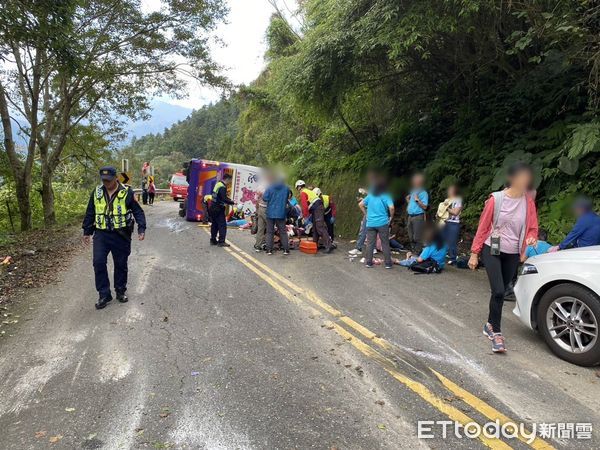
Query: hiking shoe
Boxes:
[
  {"xmin": 210, "ymin": 239, "xmax": 218, "ymax": 246},
  {"xmin": 95, "ymin": 296, "xmax": 113, "ymax": 310},
  {"xmin": 283, "ymin": 250, "xmax": 290, "ymax": 255},
  {"xmin": 491, "ymin": 333, "xmax": 507, "ymax": 353},
  {"xmin": 116, "ymin": 292, "xmax": 128, "ymax": 303},
  {"xmin": 217, "ymin": 242, "xmax": 230, "ymax": 247},
  {"xmin": 348, "ymin": 249, "xmax": 361, "ymax": 256},
  {"xmin": 482, "ymin": 323, "xmax": 495, "ymax": 340}
]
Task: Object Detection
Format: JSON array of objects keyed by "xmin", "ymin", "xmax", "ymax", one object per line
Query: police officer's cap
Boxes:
[{"xmin": 99, "ymin": 166, "xmax": 117, "ymax": 181}]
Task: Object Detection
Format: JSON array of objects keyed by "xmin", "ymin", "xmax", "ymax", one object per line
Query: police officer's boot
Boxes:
[
  {"xmin": 95, "ymin": 296, "xmax": 113, "ymax": 310},
  {"xmin": 116, "ymin": 291, "xmax": 128, "ymax": 303}
]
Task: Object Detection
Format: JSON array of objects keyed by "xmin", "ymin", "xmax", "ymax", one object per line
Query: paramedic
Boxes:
[
  {"xmin": 209, "ymin": 173, "xmax": 234, "ymax": 247},
  {"xmin": 295, "ymin": 180, "xmax": 317, "ymax": 230},
  {"xmin": 82, "ymin": 166, "xmax": 146, "ymax": 310},
  {"xmin": 312, "ymin": 188, "xmax": 333, "ymax": 253}
]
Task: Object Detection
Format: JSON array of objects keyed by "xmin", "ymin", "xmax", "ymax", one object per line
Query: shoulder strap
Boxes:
[{"xmin": 491, "ymin": 191, "xmax": 504, "ymax": 229}]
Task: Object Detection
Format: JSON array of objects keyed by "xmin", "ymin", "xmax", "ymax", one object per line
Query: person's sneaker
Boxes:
[
  {"xmin": 95, "ymin": 296, "xmax": 113, "ymax": 310},
  {"xmin": 266, "ymin": 250, "xmax": 273, "ymax": 255},
  {"xmin": 116, "ymin": 292, "xmax": 128, "ymax": 303},
  {"xmin": 491, "ymin": 333, "xmax": 507, "ymax": 353},
  {"xmin": 447, "ymin": 260, "xmax": 456, "ymax": 266},
  {"xmin": 373, "ymin": 249, "xmax": 378, "ymax": 254},
  {"xmin": 325, "ymin": 247, "xmax": 333, "ymax": 254},
  {"xmin": 217, "ymin": 242, "xmax": 230, "ymax": 247},
  {"xmin": 348, "ymin": 249, "xmax": 361, "ymax": 256},
  {"xmin": 254, "ymin": 245, "xmax": 262, "ymax": 253},
  {"xmin": 365, "ymin": 264, "xmax": 373, "ymax": 268},
  {"xmin": 384, "ymin": 265, "xmax": 393, "ymax": 269},
  {"xmin": 283, "ymin": 250, "xmax": 290, "ymax": 255},
  {"xmin": 482, "ymin": 322, "xmax": 495, "ymax": 340},
  {"xmin": 210, "ymin": 239, "xmax": 218, "ymax": 246}
]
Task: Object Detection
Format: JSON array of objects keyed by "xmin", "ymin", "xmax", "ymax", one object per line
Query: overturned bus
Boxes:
[{"xmin": 179, "ymin": 159, "xmax": 263, "ymax": 222}]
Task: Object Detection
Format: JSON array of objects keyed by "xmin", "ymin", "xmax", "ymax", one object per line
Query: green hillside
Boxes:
[{"xmin": 121, "ymin": 1, "xmax": 600, "ymax": 240}]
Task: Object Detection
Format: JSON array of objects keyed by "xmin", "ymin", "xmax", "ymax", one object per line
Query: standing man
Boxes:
[
  {"xmin": 263, "ymin": 176, "xmax": 291, "ymax": 255},
  {"xmin": 82, "ymin": 166, "xmax": 146, "ymax": 310},
  {"xmin": 322, "ymin": 192, "xmax": 337, "ymax": 242},
  {"xmin": 254, "ymin": 190, "xmax": 268, "ymax": 252},
  {"xmin": 311, "ymin": 188, "xmax": 333, "ymax": 253},
  {"xmin": 209, "ymin": 173, "xmax": 234, "ymax": 247},
  {"xmin": 406, "ymin": 173, "xmax": 429, "ymax": 253}
]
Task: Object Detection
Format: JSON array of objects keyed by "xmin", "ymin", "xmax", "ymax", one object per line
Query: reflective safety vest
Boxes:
[
  {"xmin": 301, "ymin": 187, "xmax": 317, "ymax": 203},
  {"xmin": 94, "ymin": 185, "xmax": 132, "ymax": 230},
  {"xmin": 212, "ymin": 181, "xmax": 227, "ymax": 206},
  {"xmin": 322, "ymin": 194, "xmax": 330, "ymax": 210},
  {"xmin": 203, "ymin": 194, "xmax": 213, "ymax": 203}
]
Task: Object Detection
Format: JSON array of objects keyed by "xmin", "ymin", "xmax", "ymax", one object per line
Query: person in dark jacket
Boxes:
[
  {"xmin": 263, "ymin": 178, "xmax": 291, "ymax": 255},
  {"xmin": 311, "ymin": 187, "xmax": 333, "ymax": 253},
  {"xmin": 209, "ymin": 173, "xmax": 234, "ymax": 247},
  {"xmin": 82, "ymin": 166, "xmax": 146, "ymax": 310},
  {"xmin": 549, "ymin": 197, "xmax": 600, "ymax": 252}
]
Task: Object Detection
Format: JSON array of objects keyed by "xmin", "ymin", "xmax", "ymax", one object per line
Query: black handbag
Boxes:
[{"xmin": 409, "ymin": 259, "xmax": 441, "ymax": 274}]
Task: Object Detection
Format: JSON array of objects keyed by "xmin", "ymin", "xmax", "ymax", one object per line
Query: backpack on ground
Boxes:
[{"xmin": 409, "ymin": 259, "xmax": 441, "ymax": 274}]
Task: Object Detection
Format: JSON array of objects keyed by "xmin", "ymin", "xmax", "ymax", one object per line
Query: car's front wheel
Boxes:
[{"xmin": 538, "ymin": 283, "xmax": 600, "ymax": 366}]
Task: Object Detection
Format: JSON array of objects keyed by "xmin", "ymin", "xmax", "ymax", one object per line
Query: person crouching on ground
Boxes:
[
  {"xmin": 209, "ymin": 173, "xmax": 235, "ymax": 247},
  {"xmin": 360, "ymin": 178, "xmax": 395, "ymax": 268},
  {"xmin": 311, "ymin": 188, "xmax": 333, "ymax": 253},
  {"xmin": 263, "ymin": 176, "xmax": 291, "ymax": 255},
  {"xmin": 399, "ymin": 227, "xmax": 447, "ymax": 271},
  {"xmin": 469, "ymin": 162, "xmax": 538, "ymax": 354}
]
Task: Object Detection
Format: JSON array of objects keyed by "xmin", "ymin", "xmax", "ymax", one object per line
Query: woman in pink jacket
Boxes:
[{"xmin": 469, "ymin": 162, "xmax": 538, "ymax": 353}]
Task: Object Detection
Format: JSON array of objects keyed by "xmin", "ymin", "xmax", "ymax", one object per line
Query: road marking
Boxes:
[
  {"xmin": 207, "ymin": 232, "xmax": 554, "ymax": 449},
  {"xmin": 431, "ymin": 370, "xmax": 554, "ymax": 450},
  {"xmin": 329, "ymin": 322, "xmax": 512, "ymax": 450}
]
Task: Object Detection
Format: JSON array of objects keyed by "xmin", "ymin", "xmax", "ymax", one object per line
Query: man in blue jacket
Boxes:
[
  {"xmin": 263, "ymin": 176, "xmax": 291, "ymax": 255},
  {"xmin": 550, "ymin": 197, "xmax": 600, "ymax": 252}
]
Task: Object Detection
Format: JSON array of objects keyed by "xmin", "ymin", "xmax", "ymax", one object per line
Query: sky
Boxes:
[{"xmin": 144, "ymin": 0, "xmax": 276, "ymax": 110}]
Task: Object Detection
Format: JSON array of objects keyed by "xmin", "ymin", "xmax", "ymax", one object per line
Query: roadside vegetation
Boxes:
[{"xmin": 122, "ymin": 0, "xmax": 600, "ymax": 239}]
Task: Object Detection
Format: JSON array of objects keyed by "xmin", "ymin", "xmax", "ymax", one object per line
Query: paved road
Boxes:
[{"xmin": 1, "ymin": 202, "xmax": 598, "ymax": 449}]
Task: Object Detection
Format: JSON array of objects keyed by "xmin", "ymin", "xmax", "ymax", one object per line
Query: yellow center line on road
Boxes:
[
  {"xmin": 329, "ymin": 322, "xmax": 513, "ymax": 450},
  {"xmin": 204, "ymin": 230, "xmax": 553, "ymax": 449},
  {"xmin": 431, "ymin": 370, "xmax": 555, "ymax": 450}
]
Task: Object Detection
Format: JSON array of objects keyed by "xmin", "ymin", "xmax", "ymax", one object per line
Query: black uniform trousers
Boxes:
[
  {"xmin": 93, "ymin": 230, "xmax": 131, "ymax": 298},
  {"xmin": 209, "ymin": 205, "xmax": 227, "ymax": 243}
]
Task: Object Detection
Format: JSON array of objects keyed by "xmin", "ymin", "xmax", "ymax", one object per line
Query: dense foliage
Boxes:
[{"xmin": 123, "ymin": 0, "xmax": 600, "ymax": 240}]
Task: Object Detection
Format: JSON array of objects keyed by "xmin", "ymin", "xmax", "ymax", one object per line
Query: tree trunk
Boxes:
[
  {"xmin": 41, "ymin": 165, "xmax": 56, "ymax": 227},
  {"xmin": 14, "ymin": 179, "xmax": 33, "ymax": 231}
]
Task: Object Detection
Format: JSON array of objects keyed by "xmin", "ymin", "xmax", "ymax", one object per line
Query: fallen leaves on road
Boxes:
[
  {"xmin": 35, "ymin": 431, "xmax": 47, "ymax": 439},
  {"xmin": 375, "ymin": 400, "xmax": 385, "ymax": 406},
  {"xmin": 49, "ymin": 435, "xmax": 63, "ymax": 444},
  {"xmin": 159, "ymin": 406, "xmax": 171, "ymax": 418},
  {"xmin": 377, "ymin": 424, "xmax": 386, "ymax": 430}
]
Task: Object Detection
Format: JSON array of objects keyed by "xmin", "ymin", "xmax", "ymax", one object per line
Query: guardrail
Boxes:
[{"xmin": 132, "ymin": 188, "xmax": 171, "ymax": 195}]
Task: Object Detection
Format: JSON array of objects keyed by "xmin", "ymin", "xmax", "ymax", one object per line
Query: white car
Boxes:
[{"xmin": 513, "ymin": 246, "xmax": 600, "ymax": 366}]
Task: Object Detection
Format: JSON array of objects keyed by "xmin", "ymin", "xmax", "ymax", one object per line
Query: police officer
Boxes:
[
  {"xmin": 82, "ymin": 167, "xmax": 147, "ymax": 310},
  {"xmin": 209, "ymin": 173, "xmax": 234, "ymax": 246}
]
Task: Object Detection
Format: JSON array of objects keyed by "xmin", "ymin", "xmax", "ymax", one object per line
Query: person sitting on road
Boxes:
[
  {"xmin": 399, "ymin": 227, "xmax": 447, "ymax": 271},
  {"xmin": 548, "ymin": 196, "xmax": 600, "ymax": 252},
  {"xmin": 360, "ymin": 178, "xmax": 394, "ymax": 268},
  {"xmin": 311, "ymin": 187, "xmax": 333, "ymax": 253},
  {"xmin": 525, "ymin": 229, "xmax": 552, "ymax": 258}
]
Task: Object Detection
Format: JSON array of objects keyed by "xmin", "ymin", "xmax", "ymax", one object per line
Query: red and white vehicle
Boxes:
[{"xmin": 169, "ymin": 172, "xmax": 189, "ymax": 201}]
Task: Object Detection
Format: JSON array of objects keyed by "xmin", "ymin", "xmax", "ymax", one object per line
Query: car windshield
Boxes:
[{"xmin": 172, "ymin": 175, "xmax": 188, "ymax": 186}]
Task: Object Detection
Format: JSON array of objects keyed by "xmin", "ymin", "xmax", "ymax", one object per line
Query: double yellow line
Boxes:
[{"xmin": 208, "ymin": 231, "xmax": 554, "ymax": 450}]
